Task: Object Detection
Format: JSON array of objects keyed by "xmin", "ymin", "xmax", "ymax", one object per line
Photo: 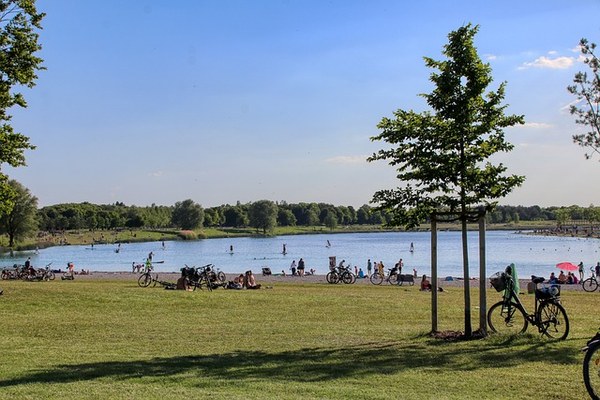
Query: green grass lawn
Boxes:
[{"xmin": 0, "ymin": 279, "xmax": 595, "ymax": 399}]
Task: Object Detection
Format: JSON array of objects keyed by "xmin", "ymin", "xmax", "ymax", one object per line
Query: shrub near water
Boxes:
[
  {"xmin": 177, "ymin": 230, "xmax": 198, "ymax": 240},
  {"xmin": 0, "ymin": 279, "xmax": 594, "ymax": 399}
]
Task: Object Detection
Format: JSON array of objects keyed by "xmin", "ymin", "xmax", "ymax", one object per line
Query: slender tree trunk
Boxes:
[
  {"xmin": 460, "ymin": 137, "xmax": 472, "ymax": 337},
  {"xmin": 461, "ymin": 215, "xmax": 472, "ymax": 337}
]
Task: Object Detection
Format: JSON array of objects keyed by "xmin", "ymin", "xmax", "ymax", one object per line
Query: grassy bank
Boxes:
[{"xmin": 0, "ymin": 278, "xmax": 593, "ymax": 399}]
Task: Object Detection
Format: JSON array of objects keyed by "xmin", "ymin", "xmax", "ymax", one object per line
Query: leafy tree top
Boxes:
[
  {"xmin": 568, "ymin": 38, "xmax": 600, "ymax": 160},
  {"xmin": 368, "ymin": 24, "xmax": 525, "ymax": 228},
  {"xmin": 0, "ymin": 1, "xmax": 44, "ymax": 217}
]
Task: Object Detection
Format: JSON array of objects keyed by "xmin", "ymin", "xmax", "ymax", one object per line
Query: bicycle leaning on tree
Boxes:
[{"xmin": 487, "ymin": 266, "xmax": 569, "ymax": 340}]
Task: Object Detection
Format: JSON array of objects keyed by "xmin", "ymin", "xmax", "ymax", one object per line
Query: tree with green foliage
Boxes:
[
  {"xmin": 277, "ymin": 208, "xmax": 296, "ymax": 227},
  {"xmin": 323, "ymin": 210, "xmax": 338, "ymax": 230},
  {"xmin": 171, "ymin": 199, "xmax": 204, "ymax": 230},
  {"xmin": 0, "ymin": 179, "xmax": 37, "ymax": 247},
  {"xmin": 368, "ymin": 24, "xmax": 524, "ymax": 336},
  {"xmin": 0, "ymin": 1, "xmax": 44, "ymax": 217},
  {"xmin": 248, "ymin": 200, "xmax": 277, "ymax": 234},
  {"xmin": 569, "ymin": 38, "xmax": 600, "ymax": 160}
]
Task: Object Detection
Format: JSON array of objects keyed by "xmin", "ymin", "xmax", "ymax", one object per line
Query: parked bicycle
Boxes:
[
  {"xmin": 370, "ymin": 268, "xmax": 400, "ymax": 285},
  {"xmin": 582, "ymin": 267, "xmax": 599, "ymax": 292},
  {"xmin": 583, "ymin": 329, "xmax": 600, "ymax": 399},
  {"xmin": 137, "ymin": 272, "xmax": 176, "ymax": 289},
  {"xmin": 181, "ymin": 264, "xmax": 225, "ymax": 291},
  {"xmin": 326, "ymin": 265, "xmax": 356, "ymax": 284},
  {"xmin": 1, "ymin": 264, "xmax": 26, "ymax": 280},
  {"xmin": 25, "ymin": 263, "xmax": 55, "ymax": 281},
  {"xmin": 487, "ymin": 267, "xmax": 569, "ymax": 340}
]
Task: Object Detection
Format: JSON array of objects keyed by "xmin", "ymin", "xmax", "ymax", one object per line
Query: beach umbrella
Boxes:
[{"xmin": 556, "ymin": 262, "xmax": 578, "ymax": 271}]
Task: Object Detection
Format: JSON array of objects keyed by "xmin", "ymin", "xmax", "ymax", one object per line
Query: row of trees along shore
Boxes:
[{"xmin": 33, "ymin": 200, "xmax": 600, "ymax": 233}]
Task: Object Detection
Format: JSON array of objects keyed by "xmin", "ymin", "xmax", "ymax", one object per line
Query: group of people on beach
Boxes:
[
  {"xmin": 548, "ymin": 261, "xmax": 600, "ymax": 284},
  {"xmin": 286, "ymin": 258, "xmax": 315, "ymax": 276}
]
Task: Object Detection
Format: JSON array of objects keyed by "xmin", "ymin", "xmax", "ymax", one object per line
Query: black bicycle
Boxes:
[
  {"xmin": 582, "ymin": 267, "xmax": 599, "ymax": 292},
  {"xmin": 487, "ymin": 269, "xmax": 569, "ymax": 340},
  {"xmin": 370, "ymin": 268, "xmax": 400, "ymax": 285},
  {"xmin": 137, "ymin": 272, "xmax": 175, "ymax": 289},
  {"xmin": 583, "ymin": 329, "xmax": 600, "ymax": 399},
  {"xmin": 326, "ymin": 265, "xmax": 356, "ymax": 284}
]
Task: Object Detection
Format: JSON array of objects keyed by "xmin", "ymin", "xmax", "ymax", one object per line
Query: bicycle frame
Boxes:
[{"xmin": 499, "ymin": 275, "xmax": 562, "ymax": 331}]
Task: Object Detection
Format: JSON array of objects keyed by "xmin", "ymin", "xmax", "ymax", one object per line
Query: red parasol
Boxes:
[{"xmin": 556, "ymin": 262, "xmax": 579, "ymax": 271}]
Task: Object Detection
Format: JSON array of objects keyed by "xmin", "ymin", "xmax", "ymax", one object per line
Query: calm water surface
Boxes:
[{"xmin": 2, "ymin": 231, "xmax": 599, "ymax": 279}]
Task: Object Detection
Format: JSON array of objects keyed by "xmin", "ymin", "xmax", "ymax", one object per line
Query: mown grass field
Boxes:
[{"xmin": 0, "ymin": 278, "xmax": 595, "ymax": 399}]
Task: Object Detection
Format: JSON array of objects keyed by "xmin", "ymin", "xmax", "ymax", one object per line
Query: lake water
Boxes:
[{"xmin": 2, "ymin": 231, "xmax": 599, "ymax": 279}]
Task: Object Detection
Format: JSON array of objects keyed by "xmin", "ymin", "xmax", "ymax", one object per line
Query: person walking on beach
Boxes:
[
  {"xmin": 578, "ymin": 261, "xmax": 585, "ymax": 281},
  {"xmin": 367, "ymin": 259, "xmax": 372, "ymax": 277},
  {"xmin": 290, "ymin": 260, "xmax": 297, "ymax": 276},
  {"xmin": 297, "ymin": 258, "xmax": 305, "ymax": 276}
]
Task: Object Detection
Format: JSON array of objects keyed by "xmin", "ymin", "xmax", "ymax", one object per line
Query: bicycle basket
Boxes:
[{"xmin": 489, "ymin": 272, "xmax": 507, "ymax": 292}]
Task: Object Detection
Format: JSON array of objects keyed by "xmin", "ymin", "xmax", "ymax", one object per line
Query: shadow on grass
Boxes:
[{"xmin": 0, "ymin": 338, "xmax": 578, "ymax": 387}]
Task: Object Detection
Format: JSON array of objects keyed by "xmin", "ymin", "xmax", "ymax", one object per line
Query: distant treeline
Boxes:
[{"xmin": 36, "ymin": 201, "xmax": 600, "ymax": 232}]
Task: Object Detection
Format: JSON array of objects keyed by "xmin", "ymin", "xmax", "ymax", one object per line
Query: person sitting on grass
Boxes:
[
  {"xmin": 420, "ymin": 274, "xmax": 432, "ymax": 291},
  {"xmin": 558, "ymin": 270, "xmax": 567, "ymax": 284},
  {"xmin": 176, "ymin": 271, "xmax": 191, "ymax": 291},
  {"xmin": 226, "ymin": 274, "xmax": 244, "ymax": 290},
  {"xmin": 243, "ymin": 270, "xmax": 261, "ymax": 290}
]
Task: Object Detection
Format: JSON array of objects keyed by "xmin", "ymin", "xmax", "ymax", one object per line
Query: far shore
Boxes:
[{"xmin": 5, "ymin": 221, "xmax": 599, "ymax": 255}]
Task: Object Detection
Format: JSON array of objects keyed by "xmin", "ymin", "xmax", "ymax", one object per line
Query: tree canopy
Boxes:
[
  {"xmin": 171, "ymin": 199, "xmax": 204, "ymax": 230},
  {"xmin": 0, "ymin": 1, "xmax": 44, "ymax": 216},
  {"xmin": 248, "ymin": 199, "xmax": 278, "ymax": 234},
  {"xmin": 369, "ymin": 24, "xmax": 524, "ymax": 228},
  {"xmin": 569, "ymin": 38, "xmax": 600, "ymax": 160},
  {"xmin": 0, "ymin": 179, "xmax": 37, "ymax": 247}
]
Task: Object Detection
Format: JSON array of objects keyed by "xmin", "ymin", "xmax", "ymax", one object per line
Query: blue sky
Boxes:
[{"xmin": 8, "ymin": 0, "xmax": 600, "ymax": 208}]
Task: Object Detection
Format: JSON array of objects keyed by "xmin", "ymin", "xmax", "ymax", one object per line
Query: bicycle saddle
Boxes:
[{"xmin": 531, "ymin": 275, "xmax": 545, "ymax": 284}]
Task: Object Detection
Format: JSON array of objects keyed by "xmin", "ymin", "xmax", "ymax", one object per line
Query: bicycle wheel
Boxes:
[
  {"xmin": 584, "ymin": 340, "xmax": 600, "ymax": 400},
  {"xmin": 370, "ymin": 272, "xmax": 383, "ymax": 285},
  {"xmin": 217, "ymin": 271, "xmax": 226, "ymax": 283},
  {"xmin": 537, "ymin": 301, "xmax": 569, "ymax": 340},
  {"xmin": 487, "ymin": 301, "xmax": 528, "ymax": 335},
  {"xmin": 349, "ymin": 272, "xmax": 356, "ymax": 284},
  {"xmin": 583, "ymin": 278, "xmax": 599, "ymax": 292},
  {"xmin": 137, "ymin": 273, "xmax": 152, "ymax": 287},
  {"xmin": 341, "ymin": 271, "xmax": 353, "ymax": 284},
  {"xmin": 388, "ymin": 274, "xmax": 399, "ymax": 285},
  {"xmin": 326, "ymin": 271, "xmax": 339, "ymax": 284},
  {"xmin": 1, "ymin": 270, "xmax": 9, "ymax": 280},
  {"xmin": 47, "ymin": 271, "xmax": 55, "ymax": 281}
]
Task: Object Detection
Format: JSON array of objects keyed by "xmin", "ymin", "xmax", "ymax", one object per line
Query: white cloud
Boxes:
[
  {"xmin": 148, "ymin": 171, "xmax": 164, "ymax": 177},
  {"xmin": 484, "ymin": 53, "xmax": 497, "ymax": 61},
  {"xmin": 325, "ymin": 155, "xmax": 367, "ymax": 164},
  {"xmin": 522, "ymin": 122, "xmax": 553, "ymax": 129},
  {"xmin": 520, "ymin": 56, "xmax": 575, "ymax": 70}
]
